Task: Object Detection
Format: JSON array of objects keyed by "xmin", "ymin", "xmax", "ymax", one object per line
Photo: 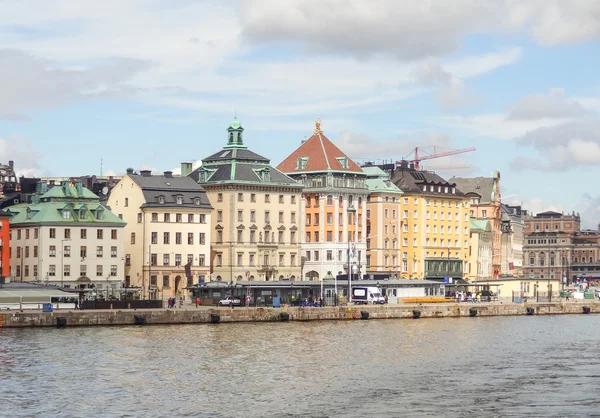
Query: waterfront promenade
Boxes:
[{"xmin": 1, "ymin": 300, "xmax": 599, "ymax": 328}]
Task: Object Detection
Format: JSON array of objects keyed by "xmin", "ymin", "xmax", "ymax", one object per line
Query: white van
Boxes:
[{"xmin": 352, "ymin": 287, "xmax": 386, "ymax": 305}]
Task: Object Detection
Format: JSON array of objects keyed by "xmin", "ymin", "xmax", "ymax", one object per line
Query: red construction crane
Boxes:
[{"xmin": 397, "ymin": 146, "xmax": 476, "ymax": 170}]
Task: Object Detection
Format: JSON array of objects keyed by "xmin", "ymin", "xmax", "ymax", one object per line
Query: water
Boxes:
[{"xmin": 2, "ymin": 315, "xmax": 600, "ymax": 417}]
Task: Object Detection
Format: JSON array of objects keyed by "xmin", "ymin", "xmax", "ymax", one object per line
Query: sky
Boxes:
[{"xmin": 0, "ymin": 0, "xmax": 599, "ymax": 227}]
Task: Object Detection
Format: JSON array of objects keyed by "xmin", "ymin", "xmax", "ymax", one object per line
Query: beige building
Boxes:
[
  {"xmin": 8, "ymin": 180, "xmax": 126, "ymax": 294},
  {"xmin": 108, "ymin": 170, "xmax": 213, "ymax": 299},
  {"xmin": 467, "ymin": 218, "xmax": 493, "ymax": 281},
  {"xmin": 188, "ymin": 118, "xmax": 303, "ymax": 281},
  {"xmin": 472, "ymin": 277, "xmax": 560, "ymax": 301}
]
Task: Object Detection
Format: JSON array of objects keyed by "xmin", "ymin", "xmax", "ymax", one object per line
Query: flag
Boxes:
[{"xmin": 509, "ymin": 262, "xmax": 514, "ymax": 270}]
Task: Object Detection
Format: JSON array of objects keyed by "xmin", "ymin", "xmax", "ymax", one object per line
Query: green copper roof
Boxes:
[
  {"xmin": 470, "ymin": 218, "xmax": 490, "ymax": 232},
  {"xmin": 6, "ymin": 182, "xmax": 125, "ymax": 226},
  {"xmin": 363, "ymin": 166, "xmax": 404, "ymax": 194},
  {"xmin": 230, "ymin": 118, "xmax": 241, "ymax": 129}
]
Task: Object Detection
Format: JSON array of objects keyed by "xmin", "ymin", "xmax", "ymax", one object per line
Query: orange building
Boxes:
[
  {"xmin": 278, "ymin": 120, "xmax": 368, "ymax": 284},
  {"xmin": 0, "ymin": 212, "xmax": 10, "ymax": 281}
]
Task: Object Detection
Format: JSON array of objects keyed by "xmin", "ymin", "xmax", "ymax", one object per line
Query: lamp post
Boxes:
[
  {"xmin": 60, "ymin": 238, "xmax": 71, "ymax": 288},
  {"xmin": 347, "ymin": 205, "xmax": 356, "ymax": 304}
]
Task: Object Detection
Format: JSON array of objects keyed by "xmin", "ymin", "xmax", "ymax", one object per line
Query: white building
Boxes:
[
  {"xmin": 6, "ymin": 181, "xmax": 126, "ymax": 294},
  {"xmin": 107, "ymin": 169, "xmax": 213, "ymax": 299}
]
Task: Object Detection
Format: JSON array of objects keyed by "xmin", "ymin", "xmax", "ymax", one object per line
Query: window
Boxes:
[
  {"xmin": 199, "ymin": 214, "xmax": 206, "ymax": 224},
  {"xmin": 63, "ymin": 264, "xmax": 70, "ymax": 277},
  {"xmin": 217, "ymin": 193, "xmax": 223, "ymax": 202},
  {"xmin": 33, "ymin": 246, "xmax": 38, "ymax": 257},
  {"xmin": 238, "ymin": 193, "xmax": 244, "ymax": 202},
  {"xmin": 237, "ymin": 230, "xmax": 243, "ymax": 243},
  {"xmin": 250, "ymin": 193, "xmax": 256, "ymax": 202},
  {"xmin": 291, "ymin": 253, "xmax": 296, "ymax": 266},
  {"xmin": 384, "ymin": 209, "xmax": 389, "ymax": 218},
  {"xmin": 131, "ymin": 232, "xmax": 136, "ymax": 244},
  {"xmin": 326, "ymin": 250, "xmax": 333, "ymax": 261},
  {"xmin": 176, "ymin": 196, "xmax": 183, "ymax": 205},
  {"xmin": 151, "ymin": 254, "xmax": 157, "ymax": 266},
  {"xmin": 151, "ymin": 232, "xmax": 158, "ymax": 244},
  {"xmin": 96, "ymin": 265, "xmax": 103, "ymax": 277},
  {"xmin": 482, "ymin": 210, "xmax": 487, "ymax": 218},
  {"xmin": 164, "ymin": 254, "xmax": 170, "ymax": 265},
  {"xmin": 64, "ymin": 245, "xmax": 71, "ymax": 258},
  {"xmin": 176, "ymin": 232, "xmax": 182, "ymax": 244},
  {"xmin": 265, "ymin": 194, "xmax": 270, "ymax": 203},
  {"xmin": 250, "ymin": 210, "xmax": 256, "ymax": 223},
  {"xmin": 110, "ymin": 229, "xmax": 117, "ymax": 240},
  {"xmin": 194, "ymin": 198, "xmax": 201, "ymax": 206},
  {"xmin": 164, "ymin": 232, "xmax": 170, "ymax": 244},
  {"xmin": 64, "ymin": 229, "xmax": 71, "ymax": 239},
  {"xmin": 49, "ymin": 245, "xmax": 56, "ymax": 257},
  {"xmin": 279, "ymin": 211, "xmax": 284, "ymax": 223},
  {"xmin": 137, "ymin": 213, "xmax": 142, "ymax": 223},
  {"xmin": 176, "ymin": 214, "xmax": 182, "ymax": 223},
  {"xmin": 188, "ymin": 233, "xmax": 194, "ymax": 245},
  {"xmin": 265, "ymin": 211, "xmax": 270, "ymax": 223},
  {"xmin": 25, "ymin": 246, "xmax": 29, "ymax": 258},
  {"xmin": 62, "ymin": 210, "xmax": 71, "ymax": 220},
  {"xmin": 279, "ymin": 195, "xmax": 284, "ymax": 204},
  {"xmin": 278, "ymin": 231, "xmax": 284, "ymax": 243},
  {"xmin": 314, "ymin": 250, "xmax": 319, "ymax": 261},
  {"xmin": 96, "ymin": 246, "xmax": 103, "ymax": 257},
  {"xmin": 306, "ymin": 214, "xmax": 311, "ymax": 225},
  {"xmin": 217, "ymin": 230, "xmax": 223, "ymax": 243},
  {"xmin": 125, "ymin": 254, "xmax": 130, "ymax": 266},
  {"xmin": 199, "ymin": 254, "xmax": 206, "ymax": 266},
  {"xmin": 188, "ymin": 214, "xmax": 194, "ymax": 223},
  {"xmin": 164, "ymin": 213, "xmax": 170, "ymax": 223},
  {"xmin": 327, "ymin": 231, "xmax": 333, "ymax": 242},
  {"xmin": 49, "ymin": 265, "xmax": 56, "ymax": 276},
  {"xmin": 50, "ymin": 228, "xmax": 56, "ymax": 239},
  {"xmin": 291, "ymin": 212, "xmax": 296, "ymax": 223},
  {"xmin": 111, "ymin": 246, "xmax": 117, "ymax": 258},
  {"xmin": 290, "ymin": 231, "xmax": 296, "ymax": 244},
  {"xmin": 237, "ymin": 210, "xmax": 243, "ymax": 222},
  {"xmin": 152, "ymin": 213, "xmax": 158, "ymax": 222},
  {"xmin": 216, "ymin": 254, "xmax": 222, "ymax": 267},
  {"xmin": 96, "ymin": 229, "xmax": 103, "ymax": 239}
]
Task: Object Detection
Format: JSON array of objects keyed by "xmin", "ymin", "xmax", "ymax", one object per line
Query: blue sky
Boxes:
[{"xmin": 0, "ymin": 0, "xmax": 599, "ymax": 226}]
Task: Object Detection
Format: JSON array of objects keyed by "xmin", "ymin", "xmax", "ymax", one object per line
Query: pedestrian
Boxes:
[
  {"xmin": 179, "ymin": 296, "xmax": 183, "ymax": 308},
  {"xmin": 196, "ymin": 297, "xmax": 200, "ymax": 308}
]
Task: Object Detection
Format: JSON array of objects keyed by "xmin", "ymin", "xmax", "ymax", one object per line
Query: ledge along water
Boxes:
[{"xmin": 1, "ymin": 301, "xmax": 599, "ymax": 328}]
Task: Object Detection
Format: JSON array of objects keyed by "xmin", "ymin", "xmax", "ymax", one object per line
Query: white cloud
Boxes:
[
  {"xmin": 507, "ymin": 88, "xmax": 591, "ymax": 120},
  {"xmin": 240, "ymin": 0, "xmax": 600, "ymax": 61},
  {"xmin": 0, "ymin": 136, "xmax": 44, "ymax": 177}
]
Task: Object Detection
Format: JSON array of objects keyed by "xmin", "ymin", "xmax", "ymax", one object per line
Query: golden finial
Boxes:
[{"xmin": 314, "ymin": 118, "xmax": 322, "ymax": 134}]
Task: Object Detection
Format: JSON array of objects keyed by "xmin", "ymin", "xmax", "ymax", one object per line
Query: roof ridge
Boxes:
[{"xmin": 317, "ymin": 133, "xmax": 331, "ymax": 170}]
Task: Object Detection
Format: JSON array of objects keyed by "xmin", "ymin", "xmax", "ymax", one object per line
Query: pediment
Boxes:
[
  {"xmin": 264, "ymin": 224, "xmax": 272, "ymax": 231},
  {"xmin": 290, "ymin": 225, "xmax": 298, "ymax": 231},
  {"xmin": 215, "ymin": 224, "xmax": 224, "ymax": 230},
  {"xmin": 237, "ymin": 224, "xmax": 245, "ymax": 230},
  {"xmin": 249, "ymin": 224, "xmax": 258, "ymax": 230},
  {"xmin": 278, "ymin": 225, "xmax": 286, "ymax": 231}
]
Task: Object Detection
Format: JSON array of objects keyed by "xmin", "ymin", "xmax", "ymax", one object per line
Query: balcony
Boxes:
[{"xmin": 257, "ymin": 265, "xmax": 277, "ymax": 272}]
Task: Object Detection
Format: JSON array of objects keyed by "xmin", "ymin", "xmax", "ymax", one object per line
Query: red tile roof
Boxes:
[{"xmin": 277, "ymin": 124, "xmax": 363, "ymax": 174}]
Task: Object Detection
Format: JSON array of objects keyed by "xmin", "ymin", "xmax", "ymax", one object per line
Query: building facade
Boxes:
[
  {"xmin": 522, "ymin": 211, "xmax": 581, "ymax": 284},
  {"xmin": 0, "ymin": 211, "xmax": 10, "ymax": 281},
  {"xmin": 390, "ymin": 161, "xmax": 471, "ymax": 281},
  {"xmin": 6, "ymin": 181, "xmax": 126, "ymax": 292},
  {"xmin": 500, "ymin": 204, "xmax": 525, "ymax": 277},
  {"xmin": 467, "ymin": 218, "xmax": 493, "ymax": 281},
  {"xmin": 362, "ymin": 166, "xmax": 404, "ymax": 277},
  {"xmin": 277, "ymin": 120, "xmax": 368, "ymax": 282},
  {"xmin": 189, "ymin": 118, "xmax": 303, "ymax": 282},
  {"xmin": 451, "ymin": 172, "xmax": 502, "ymax": 278},
  {"xmin": 108, "ymin": 170, "xmax": 213, "ymax": 299}
]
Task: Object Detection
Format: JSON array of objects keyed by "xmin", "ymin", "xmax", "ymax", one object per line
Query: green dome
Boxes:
[{"xmin": 230, "ymin": 118, "xmax": 241, "ymax": 129}]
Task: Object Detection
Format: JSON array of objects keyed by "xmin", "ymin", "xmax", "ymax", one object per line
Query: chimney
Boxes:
[
  {"xmin": 164, "ymin": 171, "xmax": 173, "ymax": 178},
  {"xmin": 8, "ymin": 160, "xmax": 14, "ymax": 170},
  {"xmin": 409, "ymin": 163, "xmax": 415, "ymax": 170},
  {"xmin": 76, "ymin": 181, "xmax": 83, "ymax": 196},
  {"xmin": 181, "ymin": 162, "xmax": 193, "ymax": 177},
  {"xmin": 400, "ymin": 160, "xmax": 409, "ymax": 169},
  {"xmin": 140, "ymin": 170, "xmax": 152, "ymax": 177},
  {"xmin": 126, "ymin": 168, "xmax": 134, "ymax": 175}
]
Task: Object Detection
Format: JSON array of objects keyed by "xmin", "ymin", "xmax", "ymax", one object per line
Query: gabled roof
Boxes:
[
  {"xmin": 450, "ymin": 177, "xmax": 496, "ymax": 204},
  {"xmin": 128, "ymin": 174, "xmax": 213, "ymax": 209},
  {"xmin": 277, "ymin": 120, "xmax": 363, "ymax": 174},
  {"xmin": 390, "ymin": 166, "xmax": 463, "ymax": 196}
]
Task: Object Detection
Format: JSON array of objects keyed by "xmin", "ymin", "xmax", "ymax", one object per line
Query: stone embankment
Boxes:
[{"xmin": 1, "ymin": 301, "xmax": 598, "ymax": 328}]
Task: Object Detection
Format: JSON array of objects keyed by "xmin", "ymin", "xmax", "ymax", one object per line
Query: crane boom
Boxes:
[{"xmin": 408, "ymin": 146, "xmax": 476, "ymax": 163}]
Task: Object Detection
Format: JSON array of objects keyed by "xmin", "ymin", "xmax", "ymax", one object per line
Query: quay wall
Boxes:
[{"xmin": 0, "ymin": 302, "xmax": 599, "ymax": 328}]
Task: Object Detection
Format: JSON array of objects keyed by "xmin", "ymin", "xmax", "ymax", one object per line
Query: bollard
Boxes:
[
  {"xmin": 526, "ymin": 307, "xmax": 535, "ymax": 315},
  {"xmin": 583, "ymin": 306, "xmax": 591, "ymax": 314},
  {"xmin": 280, "ymin": 312, "xmax": 290, "ymax": 322},
  {"xmin": 56, "ymin": 317, "xmax": 67, "ymax": 328},
  {"xmin": 412, "ymin": 310, "xmax": 421, "ymax": 319},
  {"xmin": 360, "ymin": 311, "xmax": 370, "ymax": 320},
  {"xmin": 210, "ymin": 313, "xmax": 221, "ymax": 324},
  {"xmin": 469, "ymin": 308, "xmax": 477, "ymax": 317},
  {"xmin": 134, "ymin": 315, "xmax": 146, "ymax": 325}
]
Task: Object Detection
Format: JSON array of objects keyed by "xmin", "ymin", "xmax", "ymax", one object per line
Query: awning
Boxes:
[{"xmin": 0, "ymin": 288, "xmax": 79, "ymax": 304}]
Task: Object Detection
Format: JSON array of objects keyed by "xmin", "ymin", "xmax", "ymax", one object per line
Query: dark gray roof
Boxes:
[
  {"xmin": 128, "ymin": 174, "xmax": 213, "ymax": 209},
  {"xmin": 449, "ymin": 177, "xmax": 495, "ymax": 203},
  {"xmin": 203, "ymin": 148, "xmax": 269, "ymax": 163},
  {"xmin": 391, "ymin": 167, "xmax": 464, "ymax": 196}
]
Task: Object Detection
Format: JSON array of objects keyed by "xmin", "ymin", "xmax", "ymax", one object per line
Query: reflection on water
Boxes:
[{"xmin": 2, "ymin": 316, "xmax": 600, "ymax": 417}]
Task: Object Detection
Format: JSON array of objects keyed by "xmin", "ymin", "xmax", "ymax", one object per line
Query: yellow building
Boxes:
[
  {"xmin": 363, "ymin": 166, "xmax": 404, "ymax": 277},
  {"xmin": 391, "ymin": 161, "xmax": 471, "ymax": 281}
]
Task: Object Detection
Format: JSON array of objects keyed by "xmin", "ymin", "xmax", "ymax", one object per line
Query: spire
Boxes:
[{"xmin": 225, "ymin": 117, "xmax": 246, "ymax": 148}]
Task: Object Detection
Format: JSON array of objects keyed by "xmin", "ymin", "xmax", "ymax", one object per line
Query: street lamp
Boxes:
[
  {"xmin": 60, "ymin": 238, "xmax": 71, "ymax": 288},
  {"xmin": 347, "ymin": 205, "xmax": 357, "ymax": 304}
]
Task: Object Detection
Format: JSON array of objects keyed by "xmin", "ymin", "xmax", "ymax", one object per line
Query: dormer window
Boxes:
[
  {"xmin": 95, "ymin": 209, "xmax": 104, "ymax": 220},
  {"xmin": 176, "ymin": 196, "xmax": 183, "ymax": 205},
  {"xmin": 336, "ymin": 157, "xmax": 348, "ymax": 169},
  {"xmin": 194, "ymin": 198, "xmax": 201, "ymax": 206},
  {"xmin": 80, "ymin": 209, "xmax": 87, "ymax": 219},
  {"xmin": 26, "ymin": 208, "xmax": 32, "ymax": 219},
  {"xmin": 158, "ymin": 196, "xmax": 165, "ymax": 204},
  {"xmin": 296, "ymin": 157, "xmax": 308, "ymax": 170},
  {"xmin": 62, "ymin": 209, "xmax": 71, "ymax": 220}
]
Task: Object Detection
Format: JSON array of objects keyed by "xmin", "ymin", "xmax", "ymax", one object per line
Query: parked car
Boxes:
[{"xmin": 218, "ymin": 296, "xmax": 241, "ymax": 306}]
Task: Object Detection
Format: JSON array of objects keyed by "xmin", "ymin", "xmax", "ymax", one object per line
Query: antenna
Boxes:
[{"xmin": 100, "ymin": 158, "xmax": 103, "ymax": 176}]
